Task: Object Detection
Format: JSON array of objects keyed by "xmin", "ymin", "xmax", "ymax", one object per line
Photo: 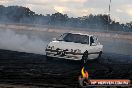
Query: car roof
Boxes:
[{"xmin": 67, "ymin": 32, "xmax": 93, "ymax": 37}]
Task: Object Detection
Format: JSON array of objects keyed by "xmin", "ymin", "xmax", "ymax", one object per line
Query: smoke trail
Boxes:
[{"xmin": 0, "ymin": 29, "xmax": 48, "ymax": 55}]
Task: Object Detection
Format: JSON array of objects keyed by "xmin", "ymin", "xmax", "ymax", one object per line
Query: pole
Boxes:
[{"xmin": 107, "ymin": 0, "xmax": 111, "ymax": 31}]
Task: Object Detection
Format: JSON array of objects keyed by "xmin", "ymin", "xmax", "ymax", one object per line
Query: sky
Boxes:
[{"xmin": 0, "ymin": 0, "xmax": 132, "ymax": 23}]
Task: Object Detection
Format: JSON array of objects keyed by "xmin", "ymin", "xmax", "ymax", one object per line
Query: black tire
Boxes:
[
  {"xmin": 81, "ymin": 50, "xmax": 88, "ymax": 64},
  {"xmin": 98, "ymin": 51, "xmax": 102, "ymax": 59},
  {"xmin": 96, "ymin": 51, "xmax": 102, "ymax": 62}
]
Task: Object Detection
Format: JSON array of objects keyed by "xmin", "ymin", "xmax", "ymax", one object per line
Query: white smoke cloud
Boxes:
[{"xmin": 0, "ymin": 29, "xmax": 48, "ymax": 55}]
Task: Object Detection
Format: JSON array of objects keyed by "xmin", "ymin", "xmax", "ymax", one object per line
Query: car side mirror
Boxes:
[
  {"xmin": 92, "ymin": 43, "xmax": 96, "ymax": 46},
  {"xmin": 52, "ymin": 38, "xmax": 57, "ymax": 41}
]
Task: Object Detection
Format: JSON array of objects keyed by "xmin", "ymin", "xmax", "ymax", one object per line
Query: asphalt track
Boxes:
[
  {"xmin": 0, "ymin": 24, "xmax": 132, "ymax": 87},
  {"xmin": 0, "ymin": 49, "xmax": 132, "ymax": 88}
]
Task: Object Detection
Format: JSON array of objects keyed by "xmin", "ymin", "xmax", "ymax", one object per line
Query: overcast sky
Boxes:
[{"xmin": 0, "ymin": 0, "xmax": 132, "ymax": 23}]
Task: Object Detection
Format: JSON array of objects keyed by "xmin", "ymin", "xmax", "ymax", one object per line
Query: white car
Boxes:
[{"xmin": 45, "ymin": 33, "xmax": 103, "ymax": 63}]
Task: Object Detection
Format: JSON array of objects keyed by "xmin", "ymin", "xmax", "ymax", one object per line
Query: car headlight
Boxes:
[
  {"xmin": 74, "ymin": 49, "xmax": 81, "ymax": 53},
  {"xmin": 47, "ymin": 45, "xmax": 54, "ymax": 50},
  {"xmin": 47, "ymin": 45, "xmax": 51, "ymax": 49}
]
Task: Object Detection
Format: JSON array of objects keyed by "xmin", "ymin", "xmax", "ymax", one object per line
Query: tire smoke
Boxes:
[{"xmin": 0, "ymin": 29, "xmax": 48, "ymax": 55}]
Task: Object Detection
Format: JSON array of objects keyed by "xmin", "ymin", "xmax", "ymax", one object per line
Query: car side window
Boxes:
[{"xmin": 90, "ymin": 36, "xmax": 95, "ymax": 46}]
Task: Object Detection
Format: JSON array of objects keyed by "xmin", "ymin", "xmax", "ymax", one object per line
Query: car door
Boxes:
[{"xmin": 88, "ymin": 36, "xmax": 99, "ymax": 59}]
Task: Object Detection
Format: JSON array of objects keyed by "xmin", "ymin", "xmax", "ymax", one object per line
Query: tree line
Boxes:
[{"xmin": 0, "ymin": 5, "xmax": 132, "ymax": 32}]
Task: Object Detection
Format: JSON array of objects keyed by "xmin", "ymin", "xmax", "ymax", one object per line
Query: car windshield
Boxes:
[{"xmin": 57, "ymin": 33, "xmax": 89, "ymax": 44}]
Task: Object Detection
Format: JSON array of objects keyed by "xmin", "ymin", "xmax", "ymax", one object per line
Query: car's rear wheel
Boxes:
[
  {"xmin": 96, "ymin": 51, "xmax": 102, "ymax": 62},
  {"xmin": 98, "ymin": 51, "xmax": 102, "ymax": 59},
  {"xmin": 81, "ymin": 50, "xmax": 88, "ymax": 64}
]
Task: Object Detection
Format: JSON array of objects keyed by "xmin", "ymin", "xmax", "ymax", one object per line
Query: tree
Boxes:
[{"xmin": 50, "ymin": 12, "xmax": 68, "ymax": 25}]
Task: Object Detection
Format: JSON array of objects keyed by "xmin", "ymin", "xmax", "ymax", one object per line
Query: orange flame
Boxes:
[{"xmin": 81, "ymin": 67, "xmax": 89, "ymax": 78}]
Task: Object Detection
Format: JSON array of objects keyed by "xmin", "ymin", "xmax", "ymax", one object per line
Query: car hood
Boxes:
[{"xmin": 48, "ymin": 41, "xmax": 87, "ymax": 50}]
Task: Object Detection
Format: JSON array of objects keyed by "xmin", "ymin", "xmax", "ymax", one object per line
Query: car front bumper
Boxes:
[
  {"xmin": 46, "ymin": 51, "xmax": 82, "ymax": 60},
  {"xmin": 45, "ymin": 49, "xmax": 100, "ymax": 60}
]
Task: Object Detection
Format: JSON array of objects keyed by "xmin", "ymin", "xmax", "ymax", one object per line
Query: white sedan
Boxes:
[{"xmin": 45, "ymin": 33, "xmax": 103, "ymax": 63}]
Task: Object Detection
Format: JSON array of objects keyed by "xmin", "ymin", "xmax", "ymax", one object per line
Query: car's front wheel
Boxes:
[{"xmin": 81, "ymin": 50, "xmax": 88, "ymax": 64}]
